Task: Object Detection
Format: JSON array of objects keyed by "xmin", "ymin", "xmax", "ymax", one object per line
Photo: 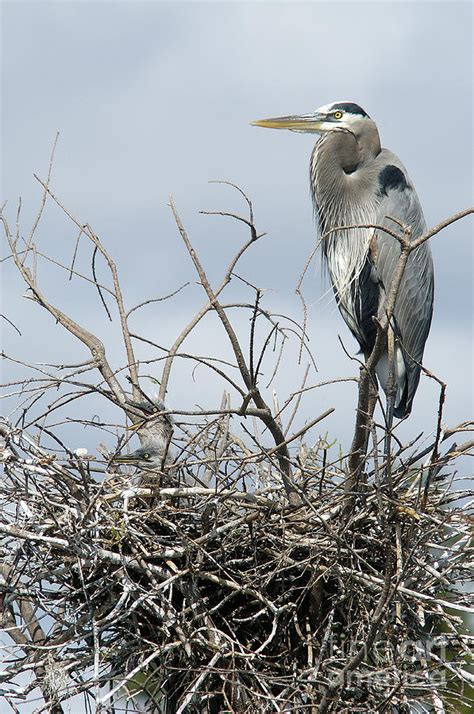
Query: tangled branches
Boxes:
[
  {"xmin": 0, "ymin": 162, "xmax": 473, "ymax": 712},
  {"xmin": 1, "ymin": 415, "xmax": 472, "ymax": 712}
]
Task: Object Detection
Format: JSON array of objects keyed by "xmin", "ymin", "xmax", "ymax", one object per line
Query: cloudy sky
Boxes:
[{"xmin": 1, "ymin": 1, "xmax": 473, "ymax": 465}]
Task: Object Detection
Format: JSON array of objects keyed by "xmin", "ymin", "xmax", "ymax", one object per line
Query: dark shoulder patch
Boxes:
[
  {"xmin": 378, "ymin": 165, "xmax": 408, "ymax": 196},
  {"xmin": 332, "ymin": 102, "xmax": 369, "ymax": 117}
]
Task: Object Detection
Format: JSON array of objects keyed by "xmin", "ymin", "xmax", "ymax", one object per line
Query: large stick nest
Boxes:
[
  {"xmin": 1, "ymin": 417, "xmax": 472, "ymax": 713},
  {"xmin": 1, "ymin": 176, "xmax": 473, "ymax": 712}
]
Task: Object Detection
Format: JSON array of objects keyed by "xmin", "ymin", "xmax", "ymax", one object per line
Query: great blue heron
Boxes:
[{"xmin": 253, "ymin": 101, "xmax": 434, "ymax": 418}]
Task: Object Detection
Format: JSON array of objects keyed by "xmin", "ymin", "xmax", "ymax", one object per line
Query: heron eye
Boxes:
[
  {"xmin": 333, "ymin": 111, "xmax": 343, "ymax": 120},
  {"xmin": 143, "ymin": 452, "xmax": 150, "ymax": 460}
]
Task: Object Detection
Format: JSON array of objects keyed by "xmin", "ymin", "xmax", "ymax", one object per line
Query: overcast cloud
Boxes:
[{"xmin": 1, "ymin": 1, "xmax": 473, "ymax": 466}]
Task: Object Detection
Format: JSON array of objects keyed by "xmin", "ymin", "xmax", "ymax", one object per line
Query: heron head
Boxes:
[
  {"xmin": 252, "ymin": 101, "xmax": 371, "ymax": 135},
  {"xmin": 112, "ymin": 445, "xmax": 164, "ymax": 471},
  {"xmin": 126, "ymin": 396, "xmax": 173, "ymax": 434}
]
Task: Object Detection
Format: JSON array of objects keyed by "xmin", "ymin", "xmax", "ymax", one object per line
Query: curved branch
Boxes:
[
  {"xmin": 1, "ymin": 210, "xmax": 126, "ymax": 407},
  {"xmin": 33, "ymin": 177, "xmax": 140, "ymax": 400}
]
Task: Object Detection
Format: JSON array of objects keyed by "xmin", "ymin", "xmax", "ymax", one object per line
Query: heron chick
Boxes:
[
  {"xmin": 113, "ymin": 397, "xmax": 174, "ymax": 481},
  {"xmin": 252, "ymin": 101, "xmax": 434, "ymax": 419}
]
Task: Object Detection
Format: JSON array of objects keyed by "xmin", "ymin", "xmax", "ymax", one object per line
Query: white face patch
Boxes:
[
  {"xmin": 316, "ymin": 101, "xmax": 350, "ymax": 114},
  {"xmin": 315, "ymin": 101, "xmax": 367, "ymax": 126}
]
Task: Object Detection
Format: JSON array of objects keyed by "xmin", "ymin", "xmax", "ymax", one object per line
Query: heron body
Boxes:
[{"xmin": 253, "ymin": 101, "xmax": 434, "ymax": 418}]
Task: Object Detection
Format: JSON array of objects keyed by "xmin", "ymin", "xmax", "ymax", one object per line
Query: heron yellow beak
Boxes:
[{"xmin": 251, "ymin": 113, "xmax": 326, "ymax": 133}]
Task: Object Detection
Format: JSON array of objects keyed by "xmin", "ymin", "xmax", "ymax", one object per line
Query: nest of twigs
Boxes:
[
  {"xmin": 1, "ymin": 174, "xmax": 473, "ymax": 712},
  {"xmin": 1, "ymin": 416, "xmax": 472, "ymax": 713}
]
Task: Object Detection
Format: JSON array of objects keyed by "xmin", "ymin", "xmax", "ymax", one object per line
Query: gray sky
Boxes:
[{"xmin": 1, "ymin": 0, "xmax": 473, "ymax": 460}]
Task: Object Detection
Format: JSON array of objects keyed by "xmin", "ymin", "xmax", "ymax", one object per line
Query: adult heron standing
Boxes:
[{"xmin": 252, "ymin": 101, "xmax": 434, "ymax": 419}]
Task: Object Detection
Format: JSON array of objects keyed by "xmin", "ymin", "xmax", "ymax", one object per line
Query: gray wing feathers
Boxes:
[{"xmin": 374, "ymin": 170, "xmax": 434, "ymax": 414}]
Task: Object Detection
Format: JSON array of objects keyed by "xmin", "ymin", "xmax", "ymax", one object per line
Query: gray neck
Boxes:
[
  {"xmin": 310, "ymin": 125, "xmax": 381, "ymax": 307},
  {"xmin": 138, "ymin": 419, "xmax": 173, "ymax": 458},
  {"xmin": 310, "ymin": 125, "xmax": 381, "ymax": 229}
]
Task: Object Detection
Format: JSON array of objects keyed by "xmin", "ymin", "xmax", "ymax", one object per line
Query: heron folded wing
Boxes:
[{"xmin": 373, "ymin": 155, "xmax": 434, "ymax": 416}]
